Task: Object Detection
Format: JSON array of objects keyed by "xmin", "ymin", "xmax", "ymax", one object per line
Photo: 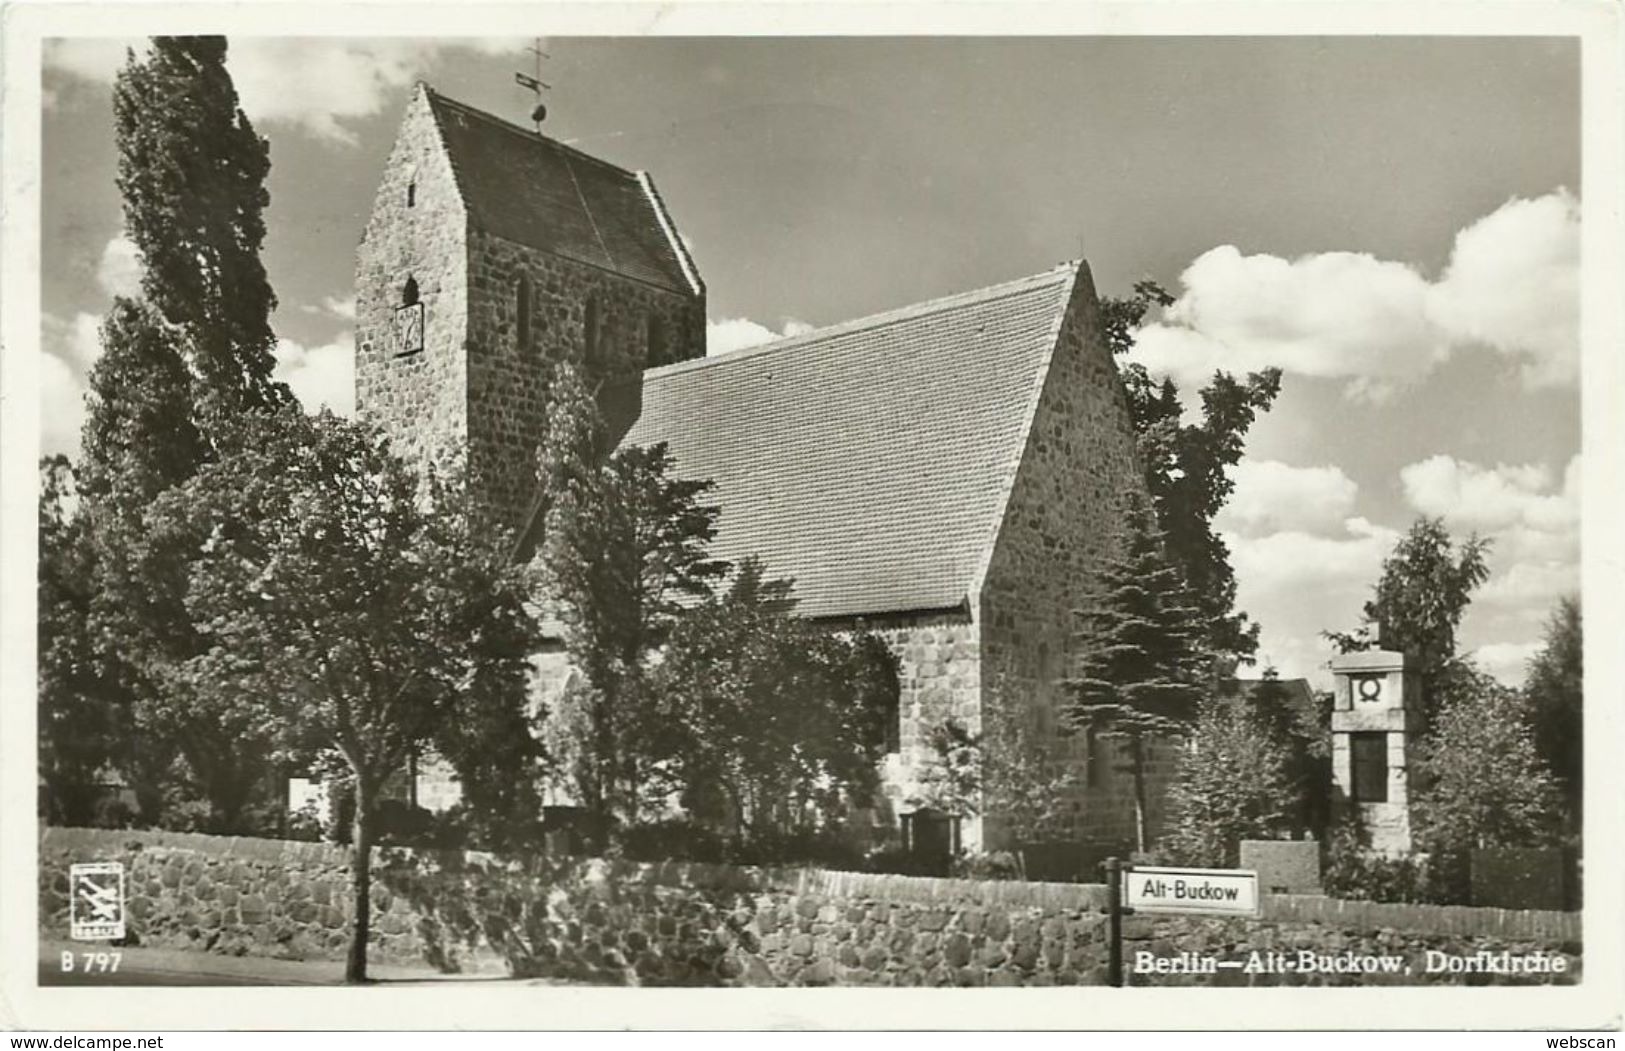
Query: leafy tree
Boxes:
[
  {"xmin": 1160, "ymin": 696, "xmax": 1295, "ymax": 868},
  {"xmin": 70, "ymin": 300, "xmax": 270, "ymax": 828},
  {"xmin": 535, "ymin": 364, "xmax": 727, "ymax": 827},
  {"xmin": 1102, "ymin": 282, "xmax": 1282, "ymax": 661},
  {"xmin": 1523, "ymin": 596, "xmax": 1582, "ymax": 831},
  {"xmin": 911, "ymin": 690, "xmax": 1079, "ymax": 876},
  {"xmin": 650, "ymin": 559, "xmax": 897, "ymax": 846},
  {"xmin": 38, "ymin": 457, "xmax": 129, "ymax": 825},
  {"xmin": 1061, "ymin": 500, "xmax": 1211, "ymax": 851},
  {"xmin": 1325, "ymin": 517, "xmax": 1491, "ymax": 731},
  {"xmin": 40, "ymin": 34, "xmax": 294, "ymax": 829},
  {"xmin": 1412, "ymin": 664, "xmax": 1561, "ymax": 865},
  {"xmin": 146, "ymin": 409, "xmax": 542, "ymax": 982},
  {"xmin": 76, "ymin": 299, "xmax": 205, "ymax": 504},
  {"xmin": 1238, "ymin": 668, "xmax": 1324, "ymax": 836},
  {"xmin": 977, "ymin": 697, "xmax": 1080, "ymax": 850},
  {"xmin": 113, "ymin": 36, "xmax": 291, "ymax": 417},
  {"xmin": 912, "ymin": 717, "xmax": 983, "ymax": 821}
]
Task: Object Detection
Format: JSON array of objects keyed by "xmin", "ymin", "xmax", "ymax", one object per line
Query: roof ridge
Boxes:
[
  {"xmin": 646, "ymin": 261, "xmax": 1081, "ymax": 380},
  {"xmin": 423, "ymin": 87, "xmax": 642, "ymax": 184}
]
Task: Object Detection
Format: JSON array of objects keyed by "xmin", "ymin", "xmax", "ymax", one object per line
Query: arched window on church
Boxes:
[
  {"xmin": 407, "ymin": 180, "xmax": 416, "ymax": 208},
  {"xmin": 402, "ymin": 276, "xmax": 419, "ymax": 306},
  {"xmin": 583, "ymin": 297, "xmax": 601, "ymax": 364},
  {"xmin": 516, "ymin": 274, "xmax": 532, "ymax": 349},
  {"xmin": 646, "ymin": 313, "xmax": 666, "ymax": 365}
]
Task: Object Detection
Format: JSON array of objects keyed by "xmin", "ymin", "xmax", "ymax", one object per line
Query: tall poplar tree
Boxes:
[
  {"xmin": 112, "ymin": 36, "xmax": 291, "ymax": 418},
  {"xmin": 40, "ymin": 37, "xmax": 295, "ymax": 828}
]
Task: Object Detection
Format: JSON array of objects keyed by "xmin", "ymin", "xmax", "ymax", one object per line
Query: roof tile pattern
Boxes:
[
  {"xmin": 425, "ymin": 90, "xmax": 693, "ymax": 295},
  {"xmin": 622, "ymin": 266, "xmax": 1079, "ymax": 619}
]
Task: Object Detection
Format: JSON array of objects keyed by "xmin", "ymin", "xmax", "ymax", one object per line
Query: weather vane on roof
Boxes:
[{"xmin": 514, "ymin": 37, "xmax": 550, "ymax": 132}]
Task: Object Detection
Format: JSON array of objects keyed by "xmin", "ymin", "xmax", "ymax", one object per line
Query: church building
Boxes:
[{"xmin": 354, "ymin": 84, "xmax": 1168, "ymax": 853}]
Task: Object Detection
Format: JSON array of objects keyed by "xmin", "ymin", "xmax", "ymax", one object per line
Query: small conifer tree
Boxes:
[{"xmin": 1062, "ymin": 499, "xmax": 1211, "ymax": 852}]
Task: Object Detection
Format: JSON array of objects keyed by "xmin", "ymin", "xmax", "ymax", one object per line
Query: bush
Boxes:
[
  {"xmin": 155, "ymin": 798, "xmax": 215, "ymax": 833},
  {"xmin": 728, "ymin": 826, "xmax": 866, "ymax": 869},
  {"xmin": 1320, "ymin": 822, "xmax": 1453, "ymax": 904},
  {"xmin": 373, "ymin": 799, "xmax": 439, "ymax": 846},
  {"xmin": 950, "ymin": 850, "xmax": 1022, "ymax": 881},
  {"xmin": 285, "ymin": 802, "xmax": 326, "ymax": 842},
  {"xmin": 862, "ymin": 846, "xmax": 951, "ymax": 877},
  {"xmin": 614, "ymin": 818, "xmax": 726, "ymax": 863},
  {"xmin": 90, "ymin": 795, "xmax": 138, "ymax": 830}
]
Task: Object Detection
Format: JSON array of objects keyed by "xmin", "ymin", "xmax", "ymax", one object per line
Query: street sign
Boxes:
[{"xmin": 1123, "ymin": 865, "xmax": 1260, "ymax": 917}]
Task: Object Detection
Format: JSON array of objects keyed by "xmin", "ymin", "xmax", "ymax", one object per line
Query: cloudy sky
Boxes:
[{"xmin": 40, "ymin": 35, "xmax": 1580, "ymax": 688}]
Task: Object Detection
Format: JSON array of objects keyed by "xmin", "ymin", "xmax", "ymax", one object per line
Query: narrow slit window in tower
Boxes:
[
  {"xmin": 584, "ymin": 297, "xmax": 601, "ymax": 363},
  {"xmin": 646, "ymin": 313, "xmax": 666, "ymax": 364},
  {"xmin": 517, "ymin": 275, "xmax": 532, "ymax": 348}
]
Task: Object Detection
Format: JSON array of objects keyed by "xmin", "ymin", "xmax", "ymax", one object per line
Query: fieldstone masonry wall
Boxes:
[
  {"xmin": 355, "ymin": 87, "xmax": 471, "ymax": 493},
  {"xmin": 463, "ymin": 230, "xmax": 703, "ymax": 532},
  {"xmin": 866, "ymin": 614, "xmax": 981, "ymax": 831},
  {"xmin": 978, "ymin": 264, "xmax": 1170, "ymax": 849},
  {"xmin": 40, "ymin": 829, "xmax": 1579, "ymax": 986},
  {"xmin": 355, "ymin": 86, "xmax": 706, "ymax": 536}
]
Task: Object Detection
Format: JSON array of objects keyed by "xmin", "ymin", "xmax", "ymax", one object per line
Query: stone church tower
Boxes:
[{"xmin": 354, "ymin": 84, "xmax": 706, "ymax": 533}]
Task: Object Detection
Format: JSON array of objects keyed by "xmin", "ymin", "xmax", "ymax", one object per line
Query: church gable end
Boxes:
[
  {"xmin": 354, "ymin": 83, "xmax": 472, "ymax": 492},
  {"xmin": 355, "ymin": 86, "xmax": 707, "ymax": 535},
  {"xmin": 976, "ymin": 262, "xmax": 1154, "ymax": 849}
]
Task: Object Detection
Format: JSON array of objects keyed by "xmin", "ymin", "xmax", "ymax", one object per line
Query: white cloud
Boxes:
[
  {"xmin": 1131, "ymin": 246, "xmax": 1445, "ymax": 402},
  {"xmin": 1128, "ymin": 190, "xmax": 1580, "ymax": 399},
  {"xmin": 44, "ymin": 311, "xmax": 103, "ymax": 377},
  {"xmin": 1477, "ymin": 561, "xmax": 1579, "ymax": 611},
  {"xmin": 1217, "ymin": 460, "xmax": 1359, "ymax": 538},
  {"xmin": 1227, "ymin": 516, "xmax": 1398, "ymax": 595},
  {"xmin": 302, "ymin": 295, "xmax": 357, "ymax": 321},
  {"xmin": 41, "ymin": 351, "xmax": 88, "ymax": 459},
  {"xmin": 1430, "ymin": 190, "xmax": 1580, "ymax": 388},
  {"xmin": 706, "ymin": 317, "xmax": 814, "ymax": 357},
  {"xmin": 42, "ymin": 37, "xmax": 140, "ymax": 83},
  {"xmin": 1398, "ymin": 453, "xmax": 1579, "ymax": 614},
  {"xmin": 1471, "ymin": 641, "xmax": 1542, "ymax": 688},
  {"xmin": 96, "ymin": 235, "xmax": 142, "ymax": 298},
  {"xmin": 45, "ymin": 37, "xmax": 528, "ymax": 146},
  {"xmin": 1224, "ymin": 515, "xmax": 1400, "ymax": 685},
  {"xmin": 275, "ymin": 334, "xmax": 355, "ymax": 416},
  {"xmin": 40, "ymin": 311, "xmax": 104, "ymax": 458},
  {"xmin": 1400, "ymin": 454, "xmax": 1578, "ymax": 535}
]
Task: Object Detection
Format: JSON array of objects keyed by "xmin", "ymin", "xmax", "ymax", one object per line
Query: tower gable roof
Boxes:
[
  {"xmin": 423, "ymin": 87, "xmax": 700, "ymax": 296},
  {"xmin": 619, "ymin": 264, "xmax": 1081, "ymax": 620}
]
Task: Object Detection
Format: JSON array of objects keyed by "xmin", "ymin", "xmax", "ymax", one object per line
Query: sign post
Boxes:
[
  {"xmin": 1104, "ymin": 857, "xmax": 1125, "ymax": 987},
  {"xmin": 1103, "ymin": 860, "xmax": 1260, "ymax": 988},
  {"xmin": 1124, "ymin": 865, "xmax": 1260, "ymax": 917}
]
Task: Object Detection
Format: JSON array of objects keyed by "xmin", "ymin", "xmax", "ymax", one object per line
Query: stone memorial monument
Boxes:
[{"xmin": 1328, "ymin": 650, "xmax": 1418, "ymax": 854}]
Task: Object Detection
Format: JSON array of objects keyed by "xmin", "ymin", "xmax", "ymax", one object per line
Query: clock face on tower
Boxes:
[
  {"xmin": 1355, "ymin": 676, "xmax": 1383, "ymax": 704},
  {"xmin": 395, "ymin": 302, "xmax": 424, "ymax": 358}
]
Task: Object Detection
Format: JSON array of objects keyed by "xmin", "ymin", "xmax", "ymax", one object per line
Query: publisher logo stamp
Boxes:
[{"xmin": 69, "ymin": 861, "xmax": 126, "ymax": 941}]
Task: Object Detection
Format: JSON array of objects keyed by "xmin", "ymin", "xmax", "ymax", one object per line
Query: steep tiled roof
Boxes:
[
  {"xmin": 424, "ymin": 89, "xmax": 699, "ymax": 296},
  {"xmin": 619, "ymin": 264, "xmax": 1080, "ymax": 620}
]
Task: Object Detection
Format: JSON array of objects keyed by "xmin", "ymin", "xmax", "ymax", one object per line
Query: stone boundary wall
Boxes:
[
  {"xmin": 39, "ymin": 828, "xmax": 1581, "ymax": 986},
  {"xmin": 1261, "ymin": 894, "xmax": 1579, "ymax": 942}
]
